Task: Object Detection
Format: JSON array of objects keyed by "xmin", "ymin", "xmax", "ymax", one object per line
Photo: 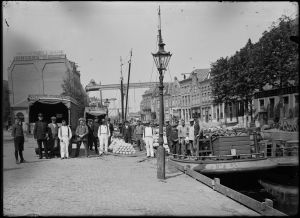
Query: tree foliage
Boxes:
[
  {"xmin": 61, "ymin": 70, "xmax": 89, "ymax": 108},
  {"xmin": 210, "ymin": 15, "xmax": 298, "ymax": 104}
]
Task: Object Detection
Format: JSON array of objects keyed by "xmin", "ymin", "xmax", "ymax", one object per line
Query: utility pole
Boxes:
[
  {"xmin": 125, "ymin": 49, "xmax": 132, "ymax": 121},
  {"xmin": 120, "ymin": 57, "xmax": 125, "ymax": 123}
]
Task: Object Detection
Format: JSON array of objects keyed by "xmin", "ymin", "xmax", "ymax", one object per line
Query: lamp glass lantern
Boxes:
[{"xmin": 152, "ymin": 45, "xmax": 172, "ymax": 71}]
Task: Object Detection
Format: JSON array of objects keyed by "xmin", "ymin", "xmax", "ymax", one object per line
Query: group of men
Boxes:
[
  {"xmin": 166, "ymin": 118, "xmax": 203, "ymax": 159},
  {"xmin": 32, "ymin": 113, "xmax": 114, "ymax": 160}
]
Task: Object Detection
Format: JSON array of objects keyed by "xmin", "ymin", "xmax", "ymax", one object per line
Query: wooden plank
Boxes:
[
  {"xmin": 186, "ymin": 168, "xmax": 213, "ymax": 188},
  {"xmin": 219, "ymin": 136, "xmax": 250, "ymax": 142},
  {"xmin": 214, "ymin": 183, "xmax": 286, "ymax": 216}
]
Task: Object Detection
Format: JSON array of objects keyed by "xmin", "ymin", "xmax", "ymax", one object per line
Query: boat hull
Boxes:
[{"xmin": 169, "ymin": 157, "xmax": 278, "ymax": 174}]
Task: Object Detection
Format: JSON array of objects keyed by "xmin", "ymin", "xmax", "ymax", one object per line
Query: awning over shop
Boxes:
[
  {"xmin": 27, "ymin": 94, "xmax": 79, "ymax": 108},
  {"xmin": 85, "ymin": 106, "xmax": 107, "ymax": 116}
]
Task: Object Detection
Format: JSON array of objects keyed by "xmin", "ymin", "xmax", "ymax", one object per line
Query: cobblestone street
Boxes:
[{"xmin": 3, "ymin": 131, "xmax": 259, "ymax": 216}]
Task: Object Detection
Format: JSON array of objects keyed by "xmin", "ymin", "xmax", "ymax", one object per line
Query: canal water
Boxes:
[{"xmin": 205, "ymin": 166, "xmax": 299, "ymax": 215}]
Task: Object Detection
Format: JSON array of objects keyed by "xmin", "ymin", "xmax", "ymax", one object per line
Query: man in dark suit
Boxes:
[
  {"xmin": 123, "ymin": 120, "xmax": 132, "ymax": 144},
  {"xmin": 107, "ymin": 118, "xmax": 114, "ymax": 145},
  {"xmin": 92, "ymin": 118, "xmax": 99, "ymax": 154},
  {"xmin": 33, "ymin": 113, "xmax": 50, "ymax": 159},
  {"xmin": 87, "ymin": 119, "xmax": 94, "ymax": 151}
]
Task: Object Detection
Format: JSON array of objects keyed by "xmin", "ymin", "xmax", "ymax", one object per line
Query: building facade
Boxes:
[{"xmin": 7, "ymin": 51, "xmax": 86, "ymax": 131}]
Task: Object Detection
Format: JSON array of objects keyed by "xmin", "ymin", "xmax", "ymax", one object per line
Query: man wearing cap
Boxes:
[
  {"xmin": 170, "ymin": 121, "xmax": 179, "ymax": 158},
  {"xmin": 98, "ymin": 119, "xmax": 111, "ymax": 156},
  {"xmin": 188, "ymin": 119, "xmax": 195, "ymax": 156},
  {"xmin": 143, "ymin": 122, "xmax": 154, "ymax": 158},
  {"xmin": 177, "ymin": 119, "xmax": 189, "ymax": 159},
  {"xmin": 58, "ymin": 119, "xmax": 72, "ymax": 159},
  {"xmin": 165, "ymin": 120, "xmax": 172, "ymax": 151},
  {"xmin": 123, "ymin": 120, "xmax": 132, "ymax": 144},
  {"xmin": 11, "ymin": 117, "xmax": 25, "ymax": 164},
  {"xmin": 75, "ymin": 118, "xmax": 89, "ymax": 158},
  {"xmin": 92, "ymin": 118, "xmax": 99, "ymax": 154},
  {"xmin": 134, "ymin": 120, "xmax": 144, "ymax": 151},
  {"xmin": 107, "ymin": 118, "xmax": 114, "ymax": 145},
  {"xmin": 48, "ymin": 116, "xmax": 59, "ymax": 158},
  {"xmin": 87, "ymin": 119, "xmax": 94, "ymax": 151},
  {"xmin": 33, "ymin": 113, "xmax": 50, "ymax": 159}
]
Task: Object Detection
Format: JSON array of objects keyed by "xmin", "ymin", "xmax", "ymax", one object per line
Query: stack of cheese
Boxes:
[{"xmin": 109, "ymin": 138, "xmax": 136, "ymax": 155}]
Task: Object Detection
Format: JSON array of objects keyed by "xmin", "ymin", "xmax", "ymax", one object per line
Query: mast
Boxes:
[
  {"xmin": 125, "ymin": 49, "xmax": 132, "ymax": 121},
  {"xmin": 120, "ymin": 56, "xmax": 125, "ymax": 123}
]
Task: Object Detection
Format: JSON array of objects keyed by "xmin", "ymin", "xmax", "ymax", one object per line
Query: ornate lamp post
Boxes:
[{"xmin": 152, "ymin": 6, "xmax": 172, "ymax": 180}]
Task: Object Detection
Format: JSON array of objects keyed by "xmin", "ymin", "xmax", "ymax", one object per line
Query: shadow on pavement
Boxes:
[
  {"xmin": 165, "ymin": 172, "xmax": 184, "ymax": 179},
  {"xmin": 3, "ymin": 167, "xmax": 22, "ymax": 172}
]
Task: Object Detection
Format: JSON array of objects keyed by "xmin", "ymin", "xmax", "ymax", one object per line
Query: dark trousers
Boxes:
[
  {"xmin": 75, "ymin": 140, "xmax": 89, "ymax": 157},
  {"xmin": 171, "ymin": 140, "xmax": 179, "ymax": 157},
  {"xmin": 88, "ymin": 137, "xmax": 94, "ymax": 150},
  {"xmin": 92, "ymin": 136, "xmax": 99, "ymax": 154},
  {"xmin": 124, "ymin": 136, "xmax": 131, "ymax": 144},
  {"xmin": 14, "ymin": 136, "xmax": 24, "ymax": 161},
  {"xmin": 37, "ymin": 139, "xmax": 48, "ymax": 158},
  {"xmin": 108, "ymin": 136, "xmax": 112, "ymax": 146},
  {"xmin": 49, "ymin": 138, "xmax": 59, "ymax": 157},
  {"xmin": 136, "ymin": 134, "xmax": 143, "ymax": 151}
]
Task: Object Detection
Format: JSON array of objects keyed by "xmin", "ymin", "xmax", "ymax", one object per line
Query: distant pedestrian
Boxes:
[
  {"xmin": 33, "ymin": 113, "xmax": 50, "ymax": 159},
  {"xmin": 75, "ymin": 118, "xmax": 89, "ymax": 158},
  {"xmin": 58, "ymin": 119, "xmax": 72, "ymax": 159},
  {"xmin": 92, "ymin": 118, "xmax": 100, "ymax": 154},
  {"xmin": 194, "ymin": 117, "xmax": 203, "ymax": 159},
  {"xmin": 188, "ymin": 119, "xmax": 195, "ymax": 156},
  {"xmin": 48, "ymin": 116, "xmax": 59, "ymax": 158},
  {"xmin": 123, "ymin": 120, "xmax": 132, "ymax": 144},
  {"xmin": 107, "ymin": 118, "xmax": 114, "ymax": 145},
  {"xmin": 134, "ymin": 119, "xmax": 144, "ymax": 151},
  {"xmin": 98, "ymin": 119, "xmax": 111, "ymax": 156},
  {"xmin": 177, "ymin": 119, "xmax": 189, "ymax": 159},
  {"xmin": 143, "ymin": 122, "xmax": 154, "ymax": 158},
  {"xmin": 87, "ymin": 119, "xmax": 94, "ymax": 151},
  {"xmin": 170, "ymin": 121, "xmax": 179, "ymax": 158},
  {"xmin": 11, "ymin": 117, "xmax": 25, "ymax": 164},
  {"xmin": 165, "ymin": 120, "xmax": 172, "ymax": 151}
]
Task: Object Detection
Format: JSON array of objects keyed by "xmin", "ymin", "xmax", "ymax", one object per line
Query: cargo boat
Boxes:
[{"xmin": 169, "ymin": 134, "xmax": 278, "ymax": 174}]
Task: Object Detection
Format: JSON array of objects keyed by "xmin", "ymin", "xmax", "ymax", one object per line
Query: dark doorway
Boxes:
[{"xmin": 29, "ymin": 102, "xmax": 68, "ymax": 124}]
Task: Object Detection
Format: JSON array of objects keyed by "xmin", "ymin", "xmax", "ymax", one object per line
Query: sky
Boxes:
[{"xmin": 2, "ymin": 1, "xmax": 298, "ymax": 114}]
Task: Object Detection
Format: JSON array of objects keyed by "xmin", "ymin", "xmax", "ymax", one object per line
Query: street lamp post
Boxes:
[{"xmin": 152, "ymin": 6, "xmax": 172, "ymax": 180}]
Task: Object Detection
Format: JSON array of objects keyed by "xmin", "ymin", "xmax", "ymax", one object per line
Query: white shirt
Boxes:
[
  {"xmin": 143, "ymin": 127, "xmax": 153, "ymax": 137},
  {"xmin": 189, "ymin": 125, "xmax": 195, "ymax": 141},
  {"xmin": 58, "ymin": 126, "xmax": 72, "ymax": 140},
  {"xmin": 98, "ymin": 125, "xmax": 110, "ymax": 137}
]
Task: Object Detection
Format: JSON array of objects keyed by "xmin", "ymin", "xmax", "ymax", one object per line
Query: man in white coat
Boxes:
[
  {"xmin": 98, "ymin": 119, "xmax": 111, "ymax": 156},
  {"xmin": 143, "ymin": 122, "xmax": 154, "ymax": 158},
  {"xmin": 58, "ymin": 119, "xmax": 72, "ymax": 159}
]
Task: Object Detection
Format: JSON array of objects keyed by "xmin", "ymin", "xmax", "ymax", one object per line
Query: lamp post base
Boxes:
[{"xmin": 157, "ymin": 145, "xmax": 165, "ymax": 180}]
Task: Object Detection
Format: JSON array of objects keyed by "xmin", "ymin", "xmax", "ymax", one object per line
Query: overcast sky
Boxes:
[{"xmin": 3, "ymin": 1, "xmax": 298, "ymax": 114}]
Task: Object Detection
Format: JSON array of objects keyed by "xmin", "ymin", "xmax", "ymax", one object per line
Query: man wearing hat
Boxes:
[
  {"xmin": 134, "ymin": 119, "xmax": 144, "ymax": 151},
  {"xmin": 87, "ymin": 119, "xmax": 94, "ymax": 151},
  {"xmin": 107, "ymin": 118, "xmax": 114, "ymax": 145},
  {"xmin": 11, "ymin": 116, "xmax": 25, "ymax": 164},
  {"xmin": 48, "ymin": 116, "xmax": 59, "ymax": 158},
  {"xmin": 58, "ymin": 119, "xmax": 72, "ymax": 159},
  {"xmin": 188, "ymin": 118, "xmax": 195, "ymax": 156},
  {"xmin": 165, "ymin": 120, "xmax": 172, "ymax": 151},
  {"xmin": 170, "ymin": 121, "xmax": 179, "ymax": 158},
  {"xmin": 143, "ymin": 122, "xmax": 154, "ymax": 158},
  {"xmin": 92, "ymin": 117, "xmax": 100, "ymax": 154},
  {"xmin": 75, "ymin": 118, "xmax": 89, "ymax": 158},
  {"xmin": 98, "ymin": 118, "xmax": 111, "ymax": 156},
  {"xmin": 33, "ymin": 113, "xmax": 50, "ymax": 159},
  {"xmin": 177, "ymin": 119, "xmax": 189, "ymax": 159},
  {"xmin": 123, "ymin": 120, "xmax": 132, "ymax": 144}
]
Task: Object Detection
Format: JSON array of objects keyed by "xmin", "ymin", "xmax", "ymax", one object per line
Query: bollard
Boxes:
[{"xmin": 265, "ymin": 198, "xmax": 273, "ymax": 208}]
